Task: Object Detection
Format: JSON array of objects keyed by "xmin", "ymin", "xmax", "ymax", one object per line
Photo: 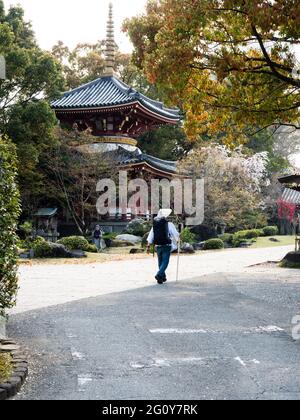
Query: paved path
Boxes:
[
  {"xmin": 8, "ymin": 244, "xmax": 300, "ymax": 400},
  {"xmin": 9, "ymin": 269, "xmax": 300, "ymax": 400},
  {"xmin": 12, "ymin": 245, "xmax": 293, "ymax": 314}
]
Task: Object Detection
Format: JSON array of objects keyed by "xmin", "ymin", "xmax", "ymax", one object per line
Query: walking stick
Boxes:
[
  {"xmin": 176, "ymin": 223, "xmax": 183, "ymax": 282},
  {"xmin": 176, "ymin": 238, "xmax": 181, "ymax": 282}
]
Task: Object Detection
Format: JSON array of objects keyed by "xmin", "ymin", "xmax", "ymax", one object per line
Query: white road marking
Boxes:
[
  {"xmin": 71, "ymin": 348, "xmax": 86, "ymax": 360},
  {"xmin": 150, "ymin": 325, "xmax": 285, "ymax": 335},
  {"xmin": 130, "ymin": 363, "xmax": 146, "ymax": 369},
  {"xmin": 150, "ymin": 328, "xmax": 209, "ymax": 334},
  {"xmin": 253, "ymin": 326, "xmax": 285, "ymax": 333},
  {"xmin": 235, "ymin": 357, "xmax": 246, "ymax": 367},
  {"xmin": 251, "ymin": 359, "xmax": 261, "ymax": 365},
  {"xmin": 67, "ymin": 334, "xmax": 78, "ymax": 339},
  {"xmin": 77, "ymin": 374, "xmax": 93, "ymax": 391}
]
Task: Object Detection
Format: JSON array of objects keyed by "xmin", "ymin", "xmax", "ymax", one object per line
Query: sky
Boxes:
[{"xmin": 5, "ymin": 0, "xmax": 148, "ymax": 52}]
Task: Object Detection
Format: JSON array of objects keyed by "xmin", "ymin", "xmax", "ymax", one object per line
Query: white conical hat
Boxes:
[{"xmin": 157, "ymin": 209, "xmax": 172, "ymax": 219}]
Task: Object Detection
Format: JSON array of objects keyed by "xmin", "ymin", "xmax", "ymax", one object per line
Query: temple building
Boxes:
[{"xmin": 51, "ymin": 3, "xmax": 181, "ymax": 231}]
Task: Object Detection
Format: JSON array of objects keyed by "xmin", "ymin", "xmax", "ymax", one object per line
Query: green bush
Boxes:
[
  {"xmin": 219, "ymin": 233, "xmax": 233, "ymax": 244},
  {"xmin": 262, "ymin": 226, "xmax": 279, "ymax": 237},
  {"xmin": 0, "ymin": 136, "xmax": 21, "ymax": 316},
  {"xmin": 203, "ymin": 239, "xmax": 224, "ymax": 250},
  {"xmin": 180, "ymin": 228, "xmax": 196, "ymax": 244},
  {"xmin": 19, "ymin": 221, "xmax": 33, "ymax": 238},
  {"xmin": 232, "ymin": 229, "xmax": 263, "ymax": 247},
  {"xmin": 57, "ymin": 236, "xmax": 90, "ymax": 251},
  {"xmin": 102, "ymin": 232, "xmax": 118, "ymax": 240},
  {"xmin": 24, "ymin": 236, "xmax": 45, "ymax": 250},
  {"xmin": 32, "ymin": 242, "xmax": 54, "ymax": 258},
  {"xmin": 85, "ymin": 244, "xmax": 98, "ymax": 253}
]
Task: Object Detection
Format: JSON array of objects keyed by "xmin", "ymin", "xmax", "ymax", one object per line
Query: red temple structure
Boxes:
[{"xmin": 51, "ymin": 3, "xmax": 181, "ymax": 231}]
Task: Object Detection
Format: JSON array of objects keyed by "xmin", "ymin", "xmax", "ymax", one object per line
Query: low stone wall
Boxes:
[{"xmin": 0, "ymin": 316, "xmax": 6, "ymax": 339}]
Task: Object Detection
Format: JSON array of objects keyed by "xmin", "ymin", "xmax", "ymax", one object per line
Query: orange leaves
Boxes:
[{"xmin": 125, "ymin": 0, "xmax": 300, "ymax": 145}]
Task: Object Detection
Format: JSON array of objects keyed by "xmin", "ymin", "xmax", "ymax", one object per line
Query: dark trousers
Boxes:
[{"xmin": 156, "ymin": 245, "xmax": 172, "ymax": 278}]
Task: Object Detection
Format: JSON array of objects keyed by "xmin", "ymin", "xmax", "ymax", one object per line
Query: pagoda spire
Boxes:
[{"xmin": 104, "ymin": 2, "xmax": 116, "ymax": 77}]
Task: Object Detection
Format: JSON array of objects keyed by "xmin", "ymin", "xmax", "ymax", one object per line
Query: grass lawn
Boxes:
[
  {"xmin": 250, "ymin": 235, "xmax": 295, "ymax": 249},
  {"xmin": 18, "ymin": 247, "xmax": 151, "ymax": 266}
]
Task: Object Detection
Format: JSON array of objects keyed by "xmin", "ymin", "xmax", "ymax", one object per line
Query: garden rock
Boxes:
[
  {"xmin": 130, "ymin": 248, "xmax": 145, "ymax": 254},
  {"xmin": 125, "ymin": 219, "xmax": 149, "ymax": 236},
  {"xmin": 282, "ymin": 252, "xmax": 300, "ymax": 264},
  {"xmin": 69, "ymin": 250, "xmax": 87, "ymax": 258},
  {"xmin": 181, "ymin": 243, "xmax": 195, "ymax": 254},
  {"xmin": 194, "ymin": 242, "xmax": 205, "ymax": 251},
  {"xmin": 116, "ymin": 234, "xmax": 143, "ymax": 245},
  {"xmin": 239, "ymin": 241, "xmax": 253, "ymax": 248}
]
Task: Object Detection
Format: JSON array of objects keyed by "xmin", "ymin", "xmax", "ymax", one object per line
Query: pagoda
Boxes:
[{"xmin": 52, "ymin": 3, "xmax": 180, "ymax": 180}]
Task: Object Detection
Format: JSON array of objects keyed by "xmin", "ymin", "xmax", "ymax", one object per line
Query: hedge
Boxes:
[
  {"xmin": 57, "ymin": 236, "xmax": 90, "ymax": 251},
  {"xmin": 219, "ymin": 233, "xmax": 233, "ymax": 244},
  {"xmin": 203, "ymin": 239, "xmax": 224, "ymax": 250},
  {"xmin": 0, "ymin": 136, "xmax": 21, "ymax": 316},
  {"xmin": 262, "ymin": 226, "xmax": 279, "ymax": 236},
  {"xmin": 232, "ymin": 229, "xmax": 263, "ymax": 247}
]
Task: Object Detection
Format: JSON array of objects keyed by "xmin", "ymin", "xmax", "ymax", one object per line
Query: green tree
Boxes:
[
  {"xmin": 45, "ymin": 127, "xmax": 118, "ymax": 235},
  {"xmin": 138, "ymin": 125, "xmax": 192, "ymax": 160},
  {"xmin": 0, "ymin": 136, "xmax": 21, "ymax": 316},
  {"xmin": 51, "ymin": 40, "xmax": 161, "ymax": 99},
  {"xmin": 124, "ymin": 0, "xmax": 300, "ymax": 144},
  {"xmin": 0, "ymin": 1, "xmax": 64, "ymax": 212}
]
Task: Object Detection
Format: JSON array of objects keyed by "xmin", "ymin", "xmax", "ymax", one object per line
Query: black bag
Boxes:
[{"xmin": 153, "ymin": 218, "xmax": 171, "ymax": 246}]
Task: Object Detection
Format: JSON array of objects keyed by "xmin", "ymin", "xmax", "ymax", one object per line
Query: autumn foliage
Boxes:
[{"xmin": 124, "ymin": 0, "xmax": 300, "ymax": 145}]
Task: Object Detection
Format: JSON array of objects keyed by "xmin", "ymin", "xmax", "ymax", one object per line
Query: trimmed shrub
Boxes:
[
  {"xmin": 0, "ymin": 136, "xmax": 21, "ymax": 316},
  {"xmin": 203, "ymin": 239, "xmax": 224, "ymax": 250},
  {"xmin": 57, "ymin": 236, "xmax": 90, "ymax": 251},
  {"xmin": 32, "ymin": 242, "xmax": 73, "ymax": 259},
  {"xmin": 180, "ymin": 227, "xmax": 196, "ymax": 244},
  {"xmin": 25, "ymin": 236, "xmax": 45, "ymax": 250},
  {"xmin": 263, "ymin": 226, "xmax": 279, "ymax": 237},
  {"xmin": 85, "ymin": 244, "xmax": 98, "ymax": 253},
  {"xmin": 32, "ymin": 241, "xmax": 53, "ymax": 258},
  {"xmin": 238, "ymin": 229, "xmax": 263, "ymax": 239},
  {"xmin": 232, "ymin": 229, "xmax": 263, "ymax": 247},
  {"xmin": 219, "ymin": 233, "xmax": 233, "ymax": 244}
]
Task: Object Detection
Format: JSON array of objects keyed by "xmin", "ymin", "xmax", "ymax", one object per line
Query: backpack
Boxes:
[{"xmin": 153, "ymin": 218, "xmax": 171, "ymax": 246}]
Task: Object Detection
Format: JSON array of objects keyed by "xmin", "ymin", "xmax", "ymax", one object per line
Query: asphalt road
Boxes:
[{"xmin": 9, "ymin": 270, "xmax": 300, "ymax": 400}]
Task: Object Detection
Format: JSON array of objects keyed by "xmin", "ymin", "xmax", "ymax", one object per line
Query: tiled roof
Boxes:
[
  {"xmin": 106, "ymin": 147, "xmax": 177, "ymax": 175},
  {"xmin": 122, "ymin": 153, "xmax": 177, "ymax": 175},
  {"xmin": 282, "ymin": 188, "xmax": 300, "ymax": 204},
  {"xmin": 51, "ymin": 76, "xmax": 180, "ymax": 121}
]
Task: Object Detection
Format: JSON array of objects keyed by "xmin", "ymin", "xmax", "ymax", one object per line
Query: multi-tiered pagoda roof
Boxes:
[{"xmin": 51, "ymin": 3, "xmax": 180, "ymax": 178}]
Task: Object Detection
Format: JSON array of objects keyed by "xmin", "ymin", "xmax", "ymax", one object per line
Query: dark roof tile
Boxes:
[{"xmin": 52, "ymin": 76, "xmax": 180, "ymax": 121}]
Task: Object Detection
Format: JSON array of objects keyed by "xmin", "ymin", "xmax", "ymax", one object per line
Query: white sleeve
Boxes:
[
  {"xmin": 168, "ymin": 223, "xmax": 180, "ymax": 242},
  {"xmin": 147, "ymin": 228, "xmax": 154, "ymax": 245}
]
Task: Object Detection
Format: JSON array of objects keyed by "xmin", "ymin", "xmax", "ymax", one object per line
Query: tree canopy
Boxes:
[
  {"xmin": 124, "ymin": 0, "xmax": 300, "ymax": 145},
  {"xmin": 0, "ymin": 136, "xmax": 20, "ymax": 315},
  {"xmin": 0, "ymin": 1, "xmax": 64, "ymax": 210}
]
